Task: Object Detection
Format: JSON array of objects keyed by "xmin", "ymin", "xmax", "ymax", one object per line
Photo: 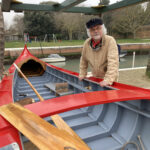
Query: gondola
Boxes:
[{"xmin": 0, "ymin": 45, "xmax": 150, "ymax": 150}]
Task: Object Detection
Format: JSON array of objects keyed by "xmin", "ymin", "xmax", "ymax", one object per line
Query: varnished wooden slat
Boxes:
[{"xmin": 0, "ymin": 103, "xmax": 90, "ymax": 150}]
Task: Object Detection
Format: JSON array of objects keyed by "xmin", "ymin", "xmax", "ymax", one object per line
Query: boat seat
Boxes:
[{"xmin": 44, "ymin": 82, "xmax": 74, "ymax": 96}]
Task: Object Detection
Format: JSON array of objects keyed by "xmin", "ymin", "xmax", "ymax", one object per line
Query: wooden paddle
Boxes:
[
  {"xmin": 14, "ymin": 63, "xmax": 44, "ymax": 102},
  {"xmin": 13, "ymin": 63, "xmax": 90, "ymax": 149},
  {"xmin": 51, "ymin": 114, "xmax": 88, "ymax": 145},
  {"xmin": 0, "ymin": 103, "xmax": 89, "ymax": 150}
]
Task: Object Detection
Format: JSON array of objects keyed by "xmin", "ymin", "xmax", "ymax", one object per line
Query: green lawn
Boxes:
[
  {"xmin": 5, "ymin": 39, "xmax": 150, "ymax": 48},
  {"xmin": 5, "ymin": 40, "xmax": 85, "ymax": 48},
  {"xmin": 117, "ymin": 39, "xmax": 150, "ymax": 43}
]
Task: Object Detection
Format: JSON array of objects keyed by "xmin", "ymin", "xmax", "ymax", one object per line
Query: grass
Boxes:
[
  {"xmin": 5, "ymin": 40, "xmax": 85, "ymax": 48},
  {"xmin": 117, "ymin": 38, "xmax": 150, "ymax": 43},
  {"xmin": 4, "ymin": 38, "xmax": 150, "ymax": 48}
]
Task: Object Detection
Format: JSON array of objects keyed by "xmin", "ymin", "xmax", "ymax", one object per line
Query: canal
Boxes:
[
  {"xmin": 51, "ymin": 54, "xmax": 149, "ymax": 72},
  {"xmin": 4, "ymin": 54, "xmax": 149, "ymax": 72}
]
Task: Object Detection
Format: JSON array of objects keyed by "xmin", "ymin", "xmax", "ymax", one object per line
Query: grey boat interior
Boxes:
[{"xmin": 13, "ymin": 59, "xmax": 150, "ymax": 150}]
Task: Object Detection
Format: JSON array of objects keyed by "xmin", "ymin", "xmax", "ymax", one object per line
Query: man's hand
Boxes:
[
  {"xmin": 99, "ymin": 80, "xmax": 110, "ymax": 87},
  {"xmin": 79, "ymin": 77, "xmax": 85, "ymax": 81}
]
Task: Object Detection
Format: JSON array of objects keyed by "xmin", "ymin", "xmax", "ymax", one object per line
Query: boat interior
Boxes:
[{"xmin": 13, "ymin": 59, "xmax": 150, "ymax": 150}]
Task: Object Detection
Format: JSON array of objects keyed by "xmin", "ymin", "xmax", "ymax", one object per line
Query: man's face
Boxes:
[{"xmin": 89, "ymin": 25, "xmax": 103, "ymax": 40}]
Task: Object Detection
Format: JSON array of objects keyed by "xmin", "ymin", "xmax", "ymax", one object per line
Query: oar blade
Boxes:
[{"xmin": 0, "ymin": 103, "xmax": 90, "ymax": 150}]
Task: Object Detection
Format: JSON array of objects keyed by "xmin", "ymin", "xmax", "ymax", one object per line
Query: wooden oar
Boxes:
[
  {"xmin": 51, "ymin": 114, "xmax": 87, "ymax": 145},
  {"xmin": 0, "ymin": 103, "xmax": 89, "ymax": 150},
  {"xmin": 14, "ymin": 63, "xmax": 44, "ymax": 102},
  {"xmin": 13, "ymin": 63, "xmax": 90, "ymax": 149}
]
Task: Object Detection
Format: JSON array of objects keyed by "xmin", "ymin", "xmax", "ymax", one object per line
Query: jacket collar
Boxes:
[{"xmin": 101, "ymin": 34, "xmax": 106, "ymax": 46}]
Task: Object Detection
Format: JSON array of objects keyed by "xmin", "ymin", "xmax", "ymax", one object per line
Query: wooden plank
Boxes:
[
  {"xmin": 60, "ymin": 0, "xmax": 85, "ymax": 8},
  {"xmin": 10, "ymin": 3, "xmax": 100, "ymax": 14},
  {"xmin": 1, "ymin": 0, "xmax": 22, "ymax": 12},
  {"xmin": 0, "ymin": 103, "xmax": 90, "ymax": 150},
  {"xmin": 56, "ymin": 0, "xmax": 86, "ymax": 11},
  {"xmin": 51, "ymin": 114, "xmax": 90, "ymax": 148},
  {"xmin": 45, "ymin": 82, "xmax": 68, "ymax": 93},
  {"xmin": 55, "ymin": 82, "xmax": 68, "ymax": 93},
  {"xmin": 44, "ymin": 82, "xmax": 74, "ymax": 96},
  {"xmin": 15, "ymin": 97, "xmax": 35, "ymax": 106},
  {"xmin": 98, "ymin": 0, "xmax": 150, "ymax": 13},
  {"xmin": 8, "ymin": 0, "xmax": 149, "ymax": 14}
]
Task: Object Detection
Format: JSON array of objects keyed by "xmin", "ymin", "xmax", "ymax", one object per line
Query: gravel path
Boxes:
[{"xmin": 119, "ymin": 68, "xmax": 150, "ymax": 89}]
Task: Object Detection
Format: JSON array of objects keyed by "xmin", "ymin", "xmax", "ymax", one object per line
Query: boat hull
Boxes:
[{"xmin": 0, "ymin": 45, "xmax": 150, "ymax": 150}]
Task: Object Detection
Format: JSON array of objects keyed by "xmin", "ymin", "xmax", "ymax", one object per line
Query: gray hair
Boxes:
[{"xmin": 86, "ymin": 24, "xmax": 107, "ymax": 38}]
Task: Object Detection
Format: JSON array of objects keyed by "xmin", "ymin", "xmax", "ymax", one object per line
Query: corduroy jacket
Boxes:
[{"xmin": 79, "ymin": 34, "xmax": 119, "ymax": 85}]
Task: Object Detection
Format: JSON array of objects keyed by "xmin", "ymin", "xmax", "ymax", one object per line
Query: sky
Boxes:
[{"xmin": 0, "ymin": 0, "xmax": 118, "ymax": 28}]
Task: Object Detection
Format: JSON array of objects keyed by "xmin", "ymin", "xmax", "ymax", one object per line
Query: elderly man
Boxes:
[{"xmin": 79, "ymin": 18, "xmax": 119, "ymax": 87}]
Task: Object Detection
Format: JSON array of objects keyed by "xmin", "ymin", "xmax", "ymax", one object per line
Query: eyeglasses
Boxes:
[{"xmin": 89, "ymin": 26, "xmax": 102, "ymax": 32}]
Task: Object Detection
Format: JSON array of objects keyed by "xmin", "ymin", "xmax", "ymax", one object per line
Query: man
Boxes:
[{"xmin": 79, "ymin": 18, "xmax": 119, "ymax": 87}]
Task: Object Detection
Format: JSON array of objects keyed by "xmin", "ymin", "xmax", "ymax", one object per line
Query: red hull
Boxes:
[{"xmin": 0, "ymin": 45, "xmax": 150, "ymax": 149}]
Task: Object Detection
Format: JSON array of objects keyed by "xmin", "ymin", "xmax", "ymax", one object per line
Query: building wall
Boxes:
[{"xmin": 5, "ymin": 35, "xmax": 23, "ymax": 41}]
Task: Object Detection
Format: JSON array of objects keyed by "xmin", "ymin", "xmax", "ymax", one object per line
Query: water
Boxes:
[
  {"xmin": 119, "ymin": 55, "xmax": 148, "ymax": 69},
  {"xmin": 51, "ymin": 54, "xmax": 149, "ymax": 72},
  {"xmin": 4, "ymin": 64, "xmax": 12, "ymax": 70},
  {"xmin": 4, "ymin": 54, "xmax": 149, "ymax": 72}
]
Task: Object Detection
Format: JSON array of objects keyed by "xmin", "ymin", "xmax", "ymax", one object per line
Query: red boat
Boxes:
[{"xmin": 0, "ymin": 45, "xmax": 150, "ymax": 150}]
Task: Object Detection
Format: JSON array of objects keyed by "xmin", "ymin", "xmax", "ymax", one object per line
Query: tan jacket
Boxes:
[{"xmin": 79, "ymin": 35, "xmax": 119, "ymax": 85}]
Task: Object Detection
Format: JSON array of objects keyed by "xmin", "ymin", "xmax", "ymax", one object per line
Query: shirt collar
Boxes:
[
  {"xmin": 91, "ymin": 38, "xmax": 102, "ymax": 48},
  {"xmin": 88, "ymin": 34, "xmax": 105, "ymax": 47}
]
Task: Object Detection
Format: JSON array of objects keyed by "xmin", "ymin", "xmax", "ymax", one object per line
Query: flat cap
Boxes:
[{"xmin": 86, "ymin": 18, "xmax": 103, "ymax": 29}]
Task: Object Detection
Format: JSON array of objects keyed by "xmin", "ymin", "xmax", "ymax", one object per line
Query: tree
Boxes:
[
  {"xmin": 24, "ymin": 1, "xmax": 57, "ymax": 40},
  {"xmin": 145, "ymin": 2, "xmax": 150, "ymax": 78},
  {"xmin": 0, "ymin": 5, "xmax": 4, "ymax": 78},
  {"xmin": 4, "ymin": 21, "xmax": 8, "ymax": 31},
  {"xmin": 99, "ymin": 0, "xmax": 113, "ymax": 35},
  {"xmin": 24, "ymin": 11, "xmax": 56, "ymax": 39},
  {"xmin": 146, "ymin": 51, "xmax": 150, "ymax": 78},
  {"xmin": 54, "ymin": 13, "xmax": 93, "ymax": 40},
  {"xmin": 99, "ymin": 0, "xmax": 109, "ymax": 5},
  {"xmin": 112, "ymin": 4, "xmax": 150, "ymax": 39},
  {"xmin": 13, "ymin": 15, "xmax": 24, "ymax": 36},
  {"xmin": 144, "ymin": 2, "xmax": 150, "ymax": 25},
  {"xmin": 54, "ymin": 13, "xmax": 77, "ymax": 40}
]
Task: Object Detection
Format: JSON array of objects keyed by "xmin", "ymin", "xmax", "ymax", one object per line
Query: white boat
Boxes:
[
  {"xmin": 120, "ymin": 51, "xmax": 127, "ymax": 58},
  {"xmin": 40, "ymin": 54, "xmax": 66, "ymax": 63},
  {"xmin": 50, "ymin": 62, "xmax": 66, "ymax": 67}
]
